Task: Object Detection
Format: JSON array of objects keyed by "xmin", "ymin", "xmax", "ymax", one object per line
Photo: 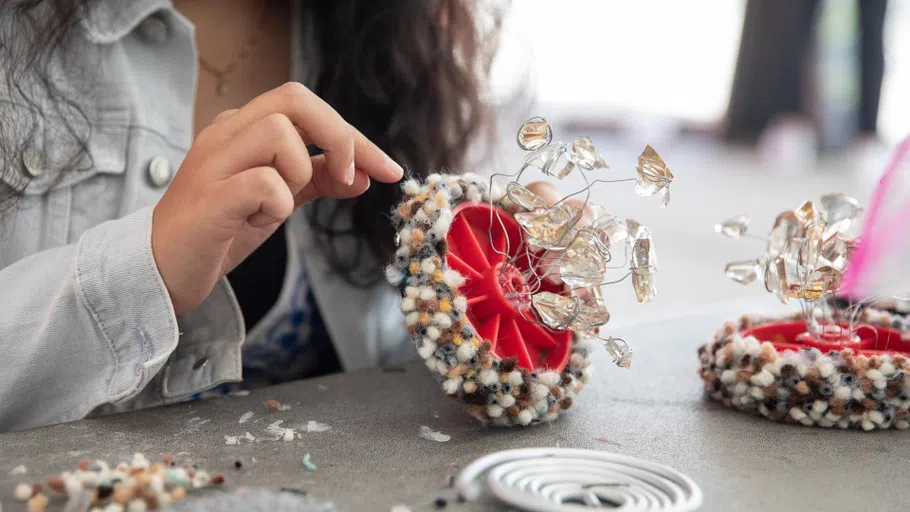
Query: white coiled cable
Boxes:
[{"xmin": 455, "ymin": 448, "xmax": 702, "ymax": 512}]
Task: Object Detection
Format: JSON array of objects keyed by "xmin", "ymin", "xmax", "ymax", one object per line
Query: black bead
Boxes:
[
  {"xmin": 819, "ymin": 383, "xmax": 834, "ymax": 397},
  {"xmin": 842, "ymin": 374, "xmax": 857, "ymax": 386},
  {"xmin": 169, "ymin": 461, "xmax": 176, "ymax": 467},
  {"xmin": 97, "ymin": 485, "xmax": 113, "ymax": 499},
  {"xmin": 434, "ymin": 497, "xmax": 448, "ymax": 508},
  {"xmin": 783, "ymin": 376, "xmax": 799, "ymax": 388},
  {"xmin": 502, "ymin": 384, "xmax": 513, "ymax": 394},
  {"xmin": 234, "ymin": 460, "xmax": 243, "ymax": 469}
]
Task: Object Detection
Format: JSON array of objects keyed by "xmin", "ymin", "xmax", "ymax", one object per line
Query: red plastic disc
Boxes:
[
  {"xmin": 446, "ymin": 202, "xmax": 573, "ymax": 372},
  {"xmin": 740, "ymin": 320, "xmax": 909, "ymax": 356}
]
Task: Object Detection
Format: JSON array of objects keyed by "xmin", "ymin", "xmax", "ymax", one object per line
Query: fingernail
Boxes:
[
  {"xmin": 387, "ymin": 157, "xmax": 404, "ymax": 178},
  {"xmin": 346, "ymin": 161, "xmax": 355, "ymax": 186}
]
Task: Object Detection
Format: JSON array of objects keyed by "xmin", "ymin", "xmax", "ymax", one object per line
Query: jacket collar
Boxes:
[{"xmin": 81, "ymin": 0, "xmax": 173, "ymax": 44}]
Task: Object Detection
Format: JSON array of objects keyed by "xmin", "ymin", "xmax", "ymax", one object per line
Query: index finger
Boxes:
[{"xmin": 220, "ymin": 82, "xmax": 403, "ymax": 184}]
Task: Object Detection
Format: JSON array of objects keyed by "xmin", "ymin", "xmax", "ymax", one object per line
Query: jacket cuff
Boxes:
[{"xmin": 75, "ymin": 206, "xmax": 179, "ymax": 402}]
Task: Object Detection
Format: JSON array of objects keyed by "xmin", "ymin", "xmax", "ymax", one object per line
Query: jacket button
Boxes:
[
  {"xmin": 148, "ymin": 156, "xmax": 172, "ymax": 187},
  {"xmin": 21, "ymin": 147, "xmax": 43, "ymax": 177},
  {"xmin": 138, "ymin": 14, "xmax": 169, "ymax": 44}
]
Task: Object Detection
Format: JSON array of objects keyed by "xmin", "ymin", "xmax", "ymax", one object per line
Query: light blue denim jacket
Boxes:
[{"xmin": 0, "ymin": 0, "xmax": 410, "ymax": 432}]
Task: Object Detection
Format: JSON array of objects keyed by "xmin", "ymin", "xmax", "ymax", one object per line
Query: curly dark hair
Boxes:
[{"xmin": 0, "ymin": 0, "xmax": 504, "ymax": 285}]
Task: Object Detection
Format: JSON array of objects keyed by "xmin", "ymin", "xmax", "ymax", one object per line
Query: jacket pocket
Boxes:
[{"xmin": 0, "ymin": 100, "xmax": 130, "ymax": 195}]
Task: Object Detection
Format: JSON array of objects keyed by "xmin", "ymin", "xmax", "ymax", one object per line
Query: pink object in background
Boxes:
[{"xmin": 841, "ymin": 136, "xmax": 910, "ymax": 299}]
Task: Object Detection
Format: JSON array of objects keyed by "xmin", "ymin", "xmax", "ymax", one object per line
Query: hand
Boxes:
[{"xmin": 152, "ymin": 82, "xmax": 403, "ymax": 316}]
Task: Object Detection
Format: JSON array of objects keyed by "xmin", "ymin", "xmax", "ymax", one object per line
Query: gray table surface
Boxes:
[{"xmin": 2, "ymin": 299, "xmax": 908, "ymax": 512}]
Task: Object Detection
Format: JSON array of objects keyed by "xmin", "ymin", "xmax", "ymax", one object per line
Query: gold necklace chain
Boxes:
[{"xmin": 197, "ymin": 3, "xmax": 269, "ymax": 96}]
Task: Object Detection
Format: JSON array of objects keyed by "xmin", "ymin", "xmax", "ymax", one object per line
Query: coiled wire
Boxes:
[{"xmin": 455, "ymin": 448, "xmax": 702, "ymax": 511}]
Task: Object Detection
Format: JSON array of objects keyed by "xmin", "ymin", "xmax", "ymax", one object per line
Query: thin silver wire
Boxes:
[{"xmin": 482, "ymin": 165, "xmax": 640, "ymax": 337}]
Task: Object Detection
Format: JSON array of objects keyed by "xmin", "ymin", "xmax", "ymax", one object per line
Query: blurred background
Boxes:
[{"xmin": 484, "ymin": 0, "xmax": 909, "ymax": 326}]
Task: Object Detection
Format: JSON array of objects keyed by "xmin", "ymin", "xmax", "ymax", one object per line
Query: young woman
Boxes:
[{"xmin": 0, "ymin": 0, "xmax": 503, "ymax": 431}]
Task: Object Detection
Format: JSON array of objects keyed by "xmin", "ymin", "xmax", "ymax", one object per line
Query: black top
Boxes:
[{"xmin": 227, "ymin": 224, "xmax": 289, "ymax": 331}]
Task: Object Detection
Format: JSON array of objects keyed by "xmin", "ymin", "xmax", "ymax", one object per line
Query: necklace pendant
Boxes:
[{"xmin": 217, "ymin": 82, "xmax": 230, "ymax": 96}]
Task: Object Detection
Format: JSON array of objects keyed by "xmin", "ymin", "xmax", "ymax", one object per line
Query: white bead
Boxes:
[
  {"xmin": 453, "ymin": 296, "xmax": 468, "ymax": 312},
  {"xmin": 63, "ymin": 475, "xmax": 82, "ymax": 495},
  {"xmin": 869, "ymin": 410, "xmax": 885, "ymax": 424},
  {"xmin": 385, "ymin": 266, "xmax": 404, "ymax": 284},
  {"xmin": 766, "ymin": 359, "xmax": 783, "ymax": 376},
  {"xmin": 498, "ymin": 394, "xmax": 516, "ymax": 408},
  {"xmin": 720, "ymin": 370, "xmax": 737, "ymax": 384},
  {"xmin": 533, "ymin": 384, "xmax": 549, "ymax": 401},
  {"xmin": 517, "ymin": 409, "xmax": 534, "ymax": 425},
  {"xmin": 880, "ymin": 362, "xmax": 896, "ymax": 376},
  {"xmin": 426, "ymin": 326, "xmax": 440, "ymax": 341},
  {"xmin": 852, "ymin": 388, "xmax": 865, "ymax": 401},
  {"xmin": 733, "ymin": 381, "xmax": 748, "ymax": 396},
  {"xmin": 861, "ymin": 419, "xmax": 875, "ymax": 431},
  {"xmin": 479, "ymin": 369, "xmax": 499, "ymax": 386},
  {"xmin": 405, "ymin": 286, "xmax": 419, "ymax": 298},
  {"xmin": 14, "ymin": 483, "xmax": 32, "ymax": 501},
  {"xmin": 432, "ymin": 211, "xmax": 453, "ymax": 235},
  {"xmin": 538, "ymin": 372, "xmax": 560, "ymax": 387},
  {"xmin": 866, "ymin": 369, "xmax": 883, "ymax": 381},
  {"xmin": 443, "ymin": 377, "xmax": 462, "ymax": 395},
  {"xmin": 750, "ymin": 370, "xmax": 774, "ymax": 387},
  {"xmin": 812, "ymin": 400, "xmax": 828, "ymax": 414},
  {"xmin": 433, "ymin": 313, "xmax": 453, "ymax": 328},
  {"xmin": 405, "ymin": 312, "xmax": 419, "ymax": 326},
  {"xmin": 463, "ymin": 381, "xmax": 477, "ymax": 393},
  {"xmin": 419, "ymin": 287, "xmax": 435, "ymax": 301},
  {"xmin": 149, "ymin": 475, "xmax": 163, "ymax": 493},
  {"xmin": 487, "ymin": 405, "xmax": 504, "ymax": 418},
  {"xmin": 104, "ymin": 504, "xmax": 125, "ymax": 512},
  {"xmin": 131, "ymin": 453, "xmax": 149, "ymax": 470},
  {"xmin": 817, "ymin": 361, "xmax": 835, "ymax": 378},
  {"xmin": 580, "ymin": 367, "xmax": 594, "ymax": 383},
  {"xmin": 507, "ymin": 371, "xmax": 523, "ymax": 386},
  {"xmin": 874, "ymin": 379, "xmax": 887, "ymax": 390},
  {"xmin": 834, "ymin": 386, "xmax": 852, "ymax": 400},
  {"xmin": 443, "ymin": 270, "xmax": 466, "ymax": 288},
  {"xmin": 420, "ymin": 259, "xmax": 436, "ymax": 274},
  {"xmin": 77, "ymin": 470, "xmax": 99, "ymax": 488},
  {"xmin": 749, "ymin": 387, "xmax": 765, "ymax": 400},
  {"xmin": 896, "ymin": 420, "xmax": 910, "ymax": 430},
  {"xmin": 789, "ymin": 408, "xmax": 807, "ymax": 421},
  {"xmin": 403, "ymin": 180, "xmax": 420, "ymax": 195},
  {"xmin": 401, "ymin": 298, "xmax": 416, "ymax": 312},
  {"xmin": 418, "ymin": 340, "xmax": 436, "ymax": 359},
  {"xmin": 127, "ymin": 500, "xmax": 148, "ymax": 512},
  {"xmin": 456, "ymin": 343, "xmax": 476, "ymax": 362}
]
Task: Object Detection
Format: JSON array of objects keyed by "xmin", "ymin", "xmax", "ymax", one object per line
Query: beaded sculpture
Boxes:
[
  {"xmin": 700, "ymin": 138, "xmax": 910, "ymax": 430},
  {"xmin": 386, "ymin": 117, "xmax": 674, "ymax": 426}
]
